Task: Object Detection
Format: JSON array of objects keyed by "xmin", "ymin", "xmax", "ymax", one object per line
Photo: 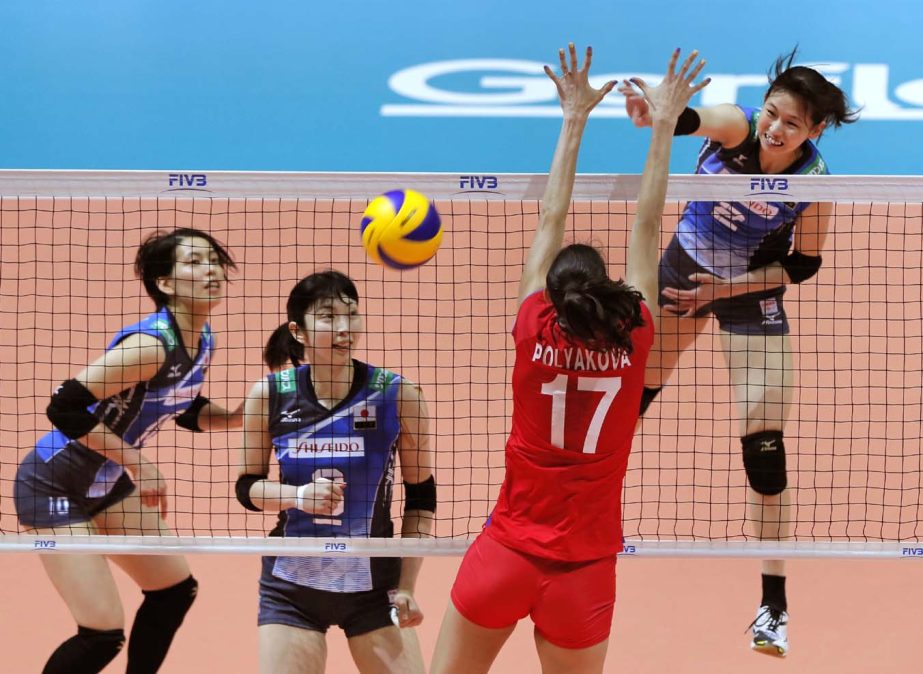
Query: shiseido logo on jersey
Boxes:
[
  {"xmin": 746, "ymin": 177, "xmax": 790, "ymax": 197},
  {"xmin": 289, "ymin": 437, "xmax": 365, "ymax": 458},
  {"xmin": 280, "ymin": 410, "xmax": 301, "ymax": 424}
]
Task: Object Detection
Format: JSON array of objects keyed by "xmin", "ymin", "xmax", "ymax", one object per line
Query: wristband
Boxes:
[{"xmin": 294, "ymin": 484, "xmax": 308, "ymax": 511}]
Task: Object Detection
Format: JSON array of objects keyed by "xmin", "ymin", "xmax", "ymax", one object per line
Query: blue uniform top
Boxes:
[
  {"xmin": 37, "ymin": 307, "xmax": 214, "ymax": 463},
  {"xmin": 676, "ymin": 105, "xmax": 829, "ymax": 279},
  {"xmin": 265, "ymin": 361, "xmax": 404, "ymax": 593}
]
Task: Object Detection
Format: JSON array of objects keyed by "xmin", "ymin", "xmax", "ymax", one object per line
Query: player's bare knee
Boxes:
[{"xmin": 741, "ymin": 431, "xmax": 787, "ymax": 496}]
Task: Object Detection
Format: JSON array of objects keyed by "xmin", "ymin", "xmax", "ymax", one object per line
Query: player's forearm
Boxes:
[
  {"xmin": 198, "ymin": 400, "xmax": 244, "ymax": 431},
  {"xmin": 540, "ymin": 116, "xmax": 589, "ymax": 231},
  {"xmin": 80, "ymin": 424, "xmax": 147, "ymax": 472},
  {"xmin": 398, "ymin": 510, "xmax": 434, "ymax": 592},
  {"xmin": 247, "ymin": 479, "xmax": 300, "ymax": 511},
  {"xmin": 726, "ymin": 263, "xmax": 789, "ymax": 295},
  {"xmin": 628, "ymin": 118, "xmax": 675, "ymax": 277}
]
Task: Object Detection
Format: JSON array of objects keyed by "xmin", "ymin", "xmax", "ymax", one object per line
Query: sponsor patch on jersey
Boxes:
[
  {"xmin": 288, "ymin": 436, "xmax": 365, "ymax": 458},
  {"xmin": 276, "ymin": 368, "xmax": 297, "ymax": 394},
  {"xmin": 759, "ymin": 298, "xmax": 783, "ymax": 326},
  {"xmin": 369, "ymin": 368, "xmax": 396, "ymax": 392},
  {"xmin": 353, "ymin": 404, "xmax": 377, "ymax": 430},
  {"xmin": 151, "ymin": 319, "xmax": 178, "ymax": 351}
]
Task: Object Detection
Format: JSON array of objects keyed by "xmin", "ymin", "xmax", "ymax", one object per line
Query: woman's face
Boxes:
[
  {"xmin": 296, "ymin": 295, "xmax": 363, "ymax": 366},
  {"xmin": 758, "ymin": 90, "xmax": 825, "ymax": 157},
  {"xmin": 163, "ymin": 236, "xmax": 226, "ymax": 307}
]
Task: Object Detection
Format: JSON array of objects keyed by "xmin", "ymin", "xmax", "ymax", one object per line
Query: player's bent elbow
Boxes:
[
  {"xmin": 404, "ymin": 475, "xmax": 437, "ymax": 514},
  {"xmin": 780, "ymin": 251, "xmax": 822, "ymax": 284}
]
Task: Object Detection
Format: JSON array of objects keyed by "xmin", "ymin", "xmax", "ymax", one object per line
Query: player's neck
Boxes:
[
  {"xmin": 309, "ymin": 360, "xmax": 354, "ymax": 409},
  {"xmin": 759, "ymin": 146, "xmax": 803, "ymax": 174},
  {"xmin": 166, "ymin": 302, "xmax": 208, "ymax": 356}
]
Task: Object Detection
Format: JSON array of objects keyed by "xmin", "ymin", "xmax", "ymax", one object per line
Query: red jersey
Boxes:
[{"xmin": 486, "ymin": 290, "xmax": 654, "ymax": 562}]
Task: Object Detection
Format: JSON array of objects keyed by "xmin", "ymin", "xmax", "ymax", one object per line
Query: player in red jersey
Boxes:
[{"xmin": 430, "ymin": 45, "xmax": 710, "ymax": 674}]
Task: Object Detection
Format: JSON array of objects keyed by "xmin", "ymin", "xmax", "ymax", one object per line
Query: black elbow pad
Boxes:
[
  {"xmin": 674, "ymin": 107, "xmax": 701, "ymax": 136},
  {"xmin": 404, "ymin": 475, "xmax": 436, "ymax": 513},
  {"xmin": 175, "ymin": 395, "xmax": 210, "ymax": 432},
  {"xmin": 46, "ymin": 379, "xmax": 100, "ymax": 440},
  {"xmin": 780, "ymin": 251, "xmax": 822, "ymax": 284},
  {"xmin": 235, "ymin": 474, "xmax": 267, "ymax": 512}
]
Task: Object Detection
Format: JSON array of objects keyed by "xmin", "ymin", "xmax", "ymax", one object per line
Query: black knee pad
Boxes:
[
  {"xmin": 43, "ymin": 626, "xmax": 125, "ymax": 674},
  {"xmin": 639, "ymin": 386, "xmax": 663, "ymax": 417},
  {"xmin": 139, "ymin": 575, "xmax": 198, "ymax": 631},
  {"xmin": 741, "ymin": 431, "xmax": 787, "ymax": 496},
  {"xmin": 127, "ymin": 576, "xmax": 198, "ymax": 674}
]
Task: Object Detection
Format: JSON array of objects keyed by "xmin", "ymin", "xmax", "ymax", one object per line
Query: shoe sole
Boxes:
[{"xmin": 751, "ymin": 641, "xmax": 787, "ymax": 658}]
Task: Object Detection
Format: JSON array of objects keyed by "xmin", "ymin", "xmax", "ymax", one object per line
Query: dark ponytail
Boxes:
[
  {"xmin": 263, "ymin": 323, "xmax": 304, "ymax": 371},
  {"xmin": 546, "ymin": 244, "xmax": 645, "ymax": 354}
]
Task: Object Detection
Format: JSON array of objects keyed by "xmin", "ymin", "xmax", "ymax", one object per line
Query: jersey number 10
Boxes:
[{"xmin": 540, "ymin": 374, "xmax": 622, "ymax": 454}]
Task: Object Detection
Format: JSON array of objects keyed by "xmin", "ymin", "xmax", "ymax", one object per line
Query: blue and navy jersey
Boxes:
[
  {"xmin": 266, "ymin": 361, "xmax": 403, "ymax": 593},
  {"xmin": 676, "ymin": 105, "xmax": 829, "ymax": 279},
  {"xmin": 37, "ymin": 307, "xmax": 214, "ymax": 462}
]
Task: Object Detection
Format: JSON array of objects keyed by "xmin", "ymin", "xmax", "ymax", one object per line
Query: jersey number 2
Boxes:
[
  {"xmin": 540, "ymin": 374, "xmax": 622, "ymax": 454},
  {"xmin": 312, "ymin": 468, "xmax": 346, "ymax": 525}
]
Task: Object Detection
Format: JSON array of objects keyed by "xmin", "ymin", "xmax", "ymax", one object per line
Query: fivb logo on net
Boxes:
[
  {"xmin": 165, "ymin": 173, "xmax": 210, "ymax": 192},
  {"xmin": 381, "ymin": 59, "xmax": 923, "ymax": 121}
]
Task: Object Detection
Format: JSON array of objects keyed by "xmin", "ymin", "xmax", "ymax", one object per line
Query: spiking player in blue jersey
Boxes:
[
  {"xmin": 620, "ymin": 48, "xmax": 859, "ymax": 657},
  {"xmin": 236, "ymin": 271, "xmax": 435, "ymax": 674},
  {"xmin": 15, "ymin": 228, "xmax": 242, "ymax": 673}
]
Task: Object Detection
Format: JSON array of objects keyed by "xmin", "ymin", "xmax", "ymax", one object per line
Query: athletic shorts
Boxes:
[
  {"xmin": 451, "ymin": 532, "xmax": 616, "ymax": 649},
  {"xmin": 258, "ymin": 557, "xmax": 396, "ymax": 638},
  {"xmin": 15, "ymin": 433, "xmax": 135, "ymax": 529},
  {"xmin": 659, "ymin": 235, "xmax": 790, "ymax": 336}
]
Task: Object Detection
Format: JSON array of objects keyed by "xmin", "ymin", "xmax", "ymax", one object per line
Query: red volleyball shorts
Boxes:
[{"xmin": 450, "ymin": 531, "xmax": 616, "ymax": 649}]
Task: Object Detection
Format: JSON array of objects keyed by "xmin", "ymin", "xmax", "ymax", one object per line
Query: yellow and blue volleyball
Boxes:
[{"xmin": 360, "ymin": 189, "xmax": 443, "ymax": 270}]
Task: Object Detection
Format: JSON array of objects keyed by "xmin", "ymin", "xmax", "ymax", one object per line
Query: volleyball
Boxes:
[{"xmin": 360, "ymin": 189, "xmax": 443, "ymax": 269}]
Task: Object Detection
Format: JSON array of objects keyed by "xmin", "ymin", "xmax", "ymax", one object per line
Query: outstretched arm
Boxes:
[
  {"xmin": 619, "ymin": 83, "xmax": 744, "ymax": 147},
  {"xmin": 625, "ymin": 50, "xmax": 710, "ymax": 311},
  {"xmin": 517, "ymin": 44, "xmax": 616, "ymax": 306}
]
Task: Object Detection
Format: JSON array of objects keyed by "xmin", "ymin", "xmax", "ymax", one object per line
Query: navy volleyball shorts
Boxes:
[
  {"xmin": 658, "ymin": 235, "xmax": 790, "ymax": 336},
  {"xmin": 15, "ymin": 435, "xmax": 135, "ymax": 529},
  {"xmin": 258, "ymin": 556, "xmax": 397, "ymax": 638}
]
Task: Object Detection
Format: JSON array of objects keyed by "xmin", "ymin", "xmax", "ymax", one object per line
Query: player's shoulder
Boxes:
[
  {"xmin": 797, "ymin": 141, "xmax": 829, "ymax": 176},
  {"xmin": 110, "ymin": 307, "xmax": 178, "ymax": 352},
  {"xmin": 513, "ymin": 290, "xmax": 553, "ymax": 334},
  {"xmin": 363, "ymin": 362, "xmax": 403, "ymax": 392}
]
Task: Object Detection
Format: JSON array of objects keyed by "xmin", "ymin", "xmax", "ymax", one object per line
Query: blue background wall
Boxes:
[{"xmin": 2, "ymin": 1, "xmax": 920, "ymax": 174}]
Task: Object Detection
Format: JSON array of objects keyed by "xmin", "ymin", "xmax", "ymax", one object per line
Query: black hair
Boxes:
[
  {"xmin": 545, "ymin": 244, "xmax": 645, "ymax": 354},
  {"xmin": 134, "ymin": 227, "xmax": 236, "ymax": 308},
  {"xmin": 263, "ymin": 270, "xmax": 360, "ymax": 371},
  {"xmin": 766, "ymin": 47, "xmax": 860, "ymax": 130}
]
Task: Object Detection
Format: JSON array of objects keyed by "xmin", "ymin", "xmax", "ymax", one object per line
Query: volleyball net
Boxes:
[{"xmin": 1, "ymin": 171, "xmax": 922, "ymax": 558}]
